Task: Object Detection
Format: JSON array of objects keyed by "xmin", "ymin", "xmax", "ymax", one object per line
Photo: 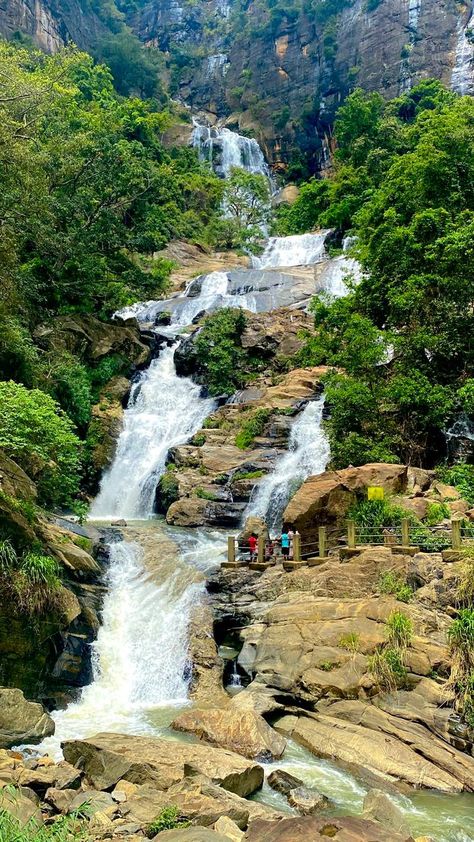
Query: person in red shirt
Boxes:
[{"xmin": 248, "ymin": 533, "xmax": 257, "ymax": 561}]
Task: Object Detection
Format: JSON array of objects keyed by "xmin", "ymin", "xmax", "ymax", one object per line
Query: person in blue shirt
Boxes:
[{"xmin": 281, "ymin": 527, "xmax": 290, "ymax": 558}]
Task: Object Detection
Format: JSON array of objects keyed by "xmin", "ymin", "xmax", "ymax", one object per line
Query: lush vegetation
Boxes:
[
  {"xmin": 235, "ymin": 409, "xmax": 272, "ymax": 450},
  {"xmin": 283, "ymin": 81, "xmax": 474, "ymax": 468},
  {"xmin": 0, "ymin": 40, "xmax": 223, "ymax": 512},
  {"xmin": 368, "ymin": 610, "xmax": 413, "ymax": 690},
  {"xmin": 448, "ymin": 609, "xmax": 474, "ymax": 727},
  {"xmin": 348, "ymin": 498, "xmax": 451, "ymax": 552},
  {"xmin": 0, "ymin": 809, "xmax": 87, "ymax": 842},
  {"xmin": 0, "ymin": 539, "xmax": 62, "ymax": 614},
  {"xmin": 146, "ymin": 806, "xmax": 190, "ymax": 836}
]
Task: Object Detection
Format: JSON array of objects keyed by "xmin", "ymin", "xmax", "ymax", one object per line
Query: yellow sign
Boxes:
[{"xmin": 368, "ymin": 486, "xmax": 384, "ymax": 501}]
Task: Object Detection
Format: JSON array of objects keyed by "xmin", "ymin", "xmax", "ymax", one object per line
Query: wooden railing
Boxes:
[{"xmin": 223, "ymin": 516, "xmax": 473, "ymax": 568}]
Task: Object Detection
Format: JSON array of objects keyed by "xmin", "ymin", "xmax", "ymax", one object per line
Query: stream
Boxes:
[{"xmin": 42, "ymin": 123, "xmax": 474, "ymax": 842}]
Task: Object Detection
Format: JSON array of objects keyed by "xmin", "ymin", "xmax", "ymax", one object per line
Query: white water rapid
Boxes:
[
  {"xmin": 245, "ymin": 397, "xmax": 330, "ymax": 533},
  {"xmin": 252, "ymin": 231, "xmax": 330, "ymax": 269},
  {"xmin": 91, "ymin": 345, "xmax": 215, "ymax": 519},
  {"xmin": 41, "ymin": 536, "xmax": 205, "ymax": 757},
  {"xmin": 192, "ymin": 120, "xmax": 270, "ymax": 179}
]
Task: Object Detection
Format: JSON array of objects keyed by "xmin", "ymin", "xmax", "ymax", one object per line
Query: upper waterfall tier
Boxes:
[
  {"xmin": 90, "ymin": 345, "xmax": 215, "ymax": 520},
  {"xmin": 451, "ymin": 10, "xmax": 474, "ymax": 95},
  {"xmin": 116, "ymin": 233, "xmax": 360, "ymax": 327},
  {"xmin": 192, "ymin": 120, "xmax": 271, "ymax": 179}
]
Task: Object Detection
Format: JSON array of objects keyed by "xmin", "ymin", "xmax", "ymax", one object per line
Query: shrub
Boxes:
[
  {"xmin": 232, "ymin": 469, "xmax": 265, "ymax": 481},
  {"xmin": 378, "ymin": 571, "xmax": 413, "ymax": 603},
  {"xmin": 386, "ymin": 610, "xmax": 414, "ymax": 649},
  {"xmin": 448, "ymin": 609, "xmax": 474, "ymax": 726},
  {"xmin": 0, "ymin": 807, "xmax": 88, "ymax": 842},
  {"xmin": 425, "ymin": 501, "xmax": 450, "ymax": 525},
  {"xmin": 437, "ymin": 464, "xmax": 474, "ymax": 506},
  {"xmin": 191, "ymin": 433, "xmax": 206, "ymax": 447},
  {"xmin": 235, "ymin": 409, "xmax": 271, "ymax": 450},
  {"xmin": 0, "ymin": 544, "xmax": 61, "ymax": 615},
  {"xmin": 339, "ymin": 631, "xmax": 360, "ymax": 652},
  {"xmin": 193, "ymin": 308, "xmax": 248, "ymax": 397},
  {"xmin": 367, "ymin": 647, "xmax": 407, "ymax": 690},
  {"xmin": 0, "ymin": 381, "xmax": 82, "ymax": 507},
  {"xmin": 146, "ymin": 806, "xmax": 190, "ymax": 836},
  {"xmin": 195, "ymin": 487, "xmax": 217, "ymax": 501}
]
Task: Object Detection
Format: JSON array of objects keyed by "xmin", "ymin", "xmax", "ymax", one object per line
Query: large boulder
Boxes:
[
  {"xmin": 0, "ymin": 787, "xmax": 43, "ymax": 826},
  {"xmin": 62, "ymin": 732, "xmax": 264, "ymax": 797},
  {"xmin": 0, "ymin": 688, "xmax": 54, "ymax": 748},
  {"xmin": 166, "ymin": 498, "xmax": 207, "ymax": 527},
  {"xmin": 289, "ymin": 708, "xmax": 474, "ymax": 792},
  {"xmin": 362, "ymin": 789, "xmax": 411, "ymax": 837},
  {"xmin": 0, "ymin": 451, "xmax": 37, "ymax": 501},
  {"xmin": 171, "ymin": 707, "xmax": 286, "ymax": 761},
  {"xmin": 157, "ymin": 830, "xmax": 231, "ymax": 842},
  {"xmin": 123, "ymin": 775, "xmax": 281, "ymax": 829},
  {"xmin": 33, "ymin": 314, "xmax": 150, "ymax": 366},
  {"xmin": 243, "ymin": 815, "xmax": 413, "ymax": 841},
  {"xmin": 284, "ymin": 464, "xmax": 408, "ymax": 539}
]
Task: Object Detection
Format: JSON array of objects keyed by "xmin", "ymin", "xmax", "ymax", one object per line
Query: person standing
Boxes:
[
  {"xmin": 288, "ymin": 526, "xmax": 294, "ymax": 559},
  {"xmin": 248, "ymin": 533, "xmax": 257, "ymax": 561},
  {"xmin": 281, "ymin": 527, "xmax": 290, "ymax": 559}
]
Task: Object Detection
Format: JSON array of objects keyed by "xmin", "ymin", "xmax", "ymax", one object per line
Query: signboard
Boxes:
[{"xmin": 368, "ymin": 486, "xmax": 384, "ymax": 501}]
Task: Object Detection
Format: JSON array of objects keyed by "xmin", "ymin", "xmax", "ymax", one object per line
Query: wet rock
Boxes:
[
  {"xmin": 111, "ymin": 519, "xmax": 128, "ymax": 527},
  {"xmin": 171, "ymin": 708, "xmax": 286, "ymax": 761},
  {"xmin": 62, "ymin": 732, "xmax": 264, "ymax": 797},
  {"xmin": 267, "ymin": 769, "xmax": 303, "ymax": 795},
  {"xmin": 287, "ymin": 786, "xmax": 330, "ymax": 814},
  {"xmin": 33, "ymin": 314, "xmax": 149, "ymax": 367},
  {"xmin": 362, "ymin": 789, "xmax": 411, "ymax": 837},
  {"xmin": 242, "ymin": 815, "xmax": 412, "ymax": 841},
  {"xmin": 0, "ymin": 688, "xmax": 54, "ymax": 748},
  {"xmin": 166, "ymin": 498, "xmax": 207, "ymax": 527}
]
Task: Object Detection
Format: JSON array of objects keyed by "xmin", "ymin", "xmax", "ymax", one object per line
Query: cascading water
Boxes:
[
  {"xmin": 451, "ymin": 10, "xmax": 474, "ymax": 95},
  {"xmin": 41, "ymin": 537, "xmax": 205, "ymax": 756},
  {"xmin": 245, "ymin": 397, "xmax": 330, "ymax": 533},
  {"xmin": 192, "ymin": 119, "xmax": 270, "ymax": 179},
  {"xmin": 251, "ymin": 231, "xmax": 330, "ymax": 269},
  {"xmin": 91, "ymin": 345, "xmax": 215, "ymax": 519}
]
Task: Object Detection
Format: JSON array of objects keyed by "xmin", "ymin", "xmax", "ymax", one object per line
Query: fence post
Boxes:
[
  {"xmin": 401, "ymin": 518, "xmax": 410, "ymax": 547},
  {"xmin": 451, "ymin": 518, "xmax": 462, "ymax": 550},
  {"xmin": 318, "ymin": 526, "xmax": 327, "ymax": 559},
  {"xmin": 347, "ymin": 519, "xmax": 356, "ymax": 549},
  {"xmin": 258, "ymin": 535, "xmax": 265, "ymax": 564},
  {"xmin": 293, "ymin": 532, "xmax": 301, "ymax": 562},
  {"xmin": 227, "ymin": 536, "xmax": 235, "ymax": 564}
]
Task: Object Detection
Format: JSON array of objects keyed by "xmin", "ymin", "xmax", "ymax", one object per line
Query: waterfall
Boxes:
[
  {"xmin": 91, "ymin": 345, "xmax": 215, "ymax": 520},
  {"xmin": 41, "ymin": 539, "xmax": 204, "ymax": 756},
  {"xmin": 245, "ymin": 397, "xmax": 330, "ymax": 533},
  {"xmin": 251, "ymin": 231, "xmax": 330, "ymax": 269},
  {"xmin": 452, "ymin": 10, "xmax": 474, "ymax": 95},
  {"xmin": 316, "ymin": 236, "xmax": 362, "ymax": 298},
  {"xmin": 192, "ymin": 119, "xmax": 270, "ymax": 179}
]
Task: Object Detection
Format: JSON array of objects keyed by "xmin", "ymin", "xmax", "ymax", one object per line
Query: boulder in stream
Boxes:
[
  {"xmin": 171, "ymin": 707, "xmax": 286, "ymax": 761},
  {"xmin": 0, "ymin": 687, "xmax": 54, "ymax": 748},
  {"xmin": 62, "ymin": 732, "xmax": 264, "ymax": 797}
]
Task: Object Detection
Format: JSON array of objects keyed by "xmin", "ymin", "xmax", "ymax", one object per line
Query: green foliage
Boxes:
[
  {"xmin": 339, "ymin": 631, "xmax": 360, "ymax": 652},
  {"xmin": 425, "ymin": 501, "xmax": 450, "ymax": 526},
  {"xmin": 235, "ymin": 409, "xmax": 271, "ymax": 450},
  {"xmin": 0, "ymin": 544, "xmax": 61, "ymax": 615},
  {"xmin": 348, "ymin": 497, "xmax": 451, "ymax": 552},
  {"xmin": 194, "ymin": 309, "xmax": 248, "ymax": 396},
  {"xmin": 448, "ymin": 609, "xmax": 474, "ymax": 726},
  {"xmin": 0, "ymin": 381, "xmax": 82, "ymax": 508},
  {"xmin": 195, "ymin": 487, "xmax": 218, "ymax": 501},
  {"xmin": 437, "ymin": 464, "xmax": 474, "ymax": 505},
  {"xmin": 156, "ymin": 469, "xmax": 179, "ymax": 513},
  {"xmin": 386, "ymin": 610, "xmax": 414, "ymax": 649},
  {"xmin": 220, "ymin": 167, "xmax": 271, "ymax": 251},
  {"xmin": 0, "ymin": 806, "xmax": 88, "ymax": 842},
  {"xmin": 146, "ymin": 806, "xmax": 190, "ymax": 836},
  {"xmin": 232, "ymin": 469, "xmax": 265, "ymax": 481},
  {"xmin": 286, "ymin": 82, "xmax": 474, "ymax": 467},
  {"xmin": 378, "ymin": 571, "xmax": 413, "ymax": 603},
  {"xmin": 367, "ymin": 647, "xmax": 407, "ymax": 690},
  {"xmin": 191, "ymin": 433, "xmax": 206, "ymax": 447}
]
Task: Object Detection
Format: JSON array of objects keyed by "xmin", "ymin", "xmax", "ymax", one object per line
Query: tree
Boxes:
[{"xmin": 222, "ymin": 167, "xmax": 271, "ymax": 249}]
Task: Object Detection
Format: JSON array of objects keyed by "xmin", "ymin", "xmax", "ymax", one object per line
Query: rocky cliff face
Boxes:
[{"xmin": 1, "ymin": 0, "xmax": 473, "ymax": 167}]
